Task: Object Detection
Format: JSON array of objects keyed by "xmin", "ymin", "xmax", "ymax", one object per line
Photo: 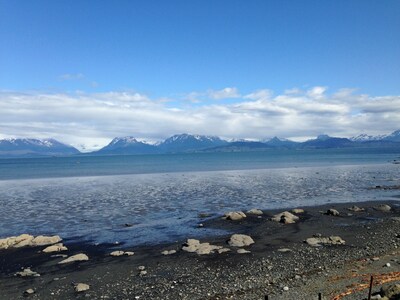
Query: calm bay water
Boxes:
[{"xmin": 0, "ymin": 148, "xmax": 399, "ymax": 246}]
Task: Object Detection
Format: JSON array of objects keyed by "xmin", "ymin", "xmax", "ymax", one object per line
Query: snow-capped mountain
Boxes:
[
  {"xmin": 95, "ymin": 136, "xmax": 159, "ymax": 155},
  {"xmin": 158, "ymin": 134, "xmax": 228, "ymax": 153},
  {"xmin": 350, "ymin": 130, "xmax": 400, "ymax": 142},
  {"xmin": 350, "ymin": 133, "xmax": 387, "ymax": 142},
  {"xmin": 383, "ymin": 130, "xmax": 400, "ymax": 142},
  {"xmin": 0, "ymin": 138, "xmax": 80, "ymax": 157}
]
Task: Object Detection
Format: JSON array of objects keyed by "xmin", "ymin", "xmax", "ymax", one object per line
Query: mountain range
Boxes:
[
  {"xmin": 0, "ymin": 138, "xmax": 80, "ymax": 157},
  {"xmin": 1, "ymin": 130, "xmax": 400, "ymax": 157}
]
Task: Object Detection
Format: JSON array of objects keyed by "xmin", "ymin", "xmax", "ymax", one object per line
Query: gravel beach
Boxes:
[{"xmin": 1, "ymin": 199, "xmax": 400, "ymax": 300}]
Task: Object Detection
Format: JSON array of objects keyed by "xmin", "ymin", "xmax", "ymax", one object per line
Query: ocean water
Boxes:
[{"xmin": 0, "ymin": 149, "xmax": 399, "ymax": 246}]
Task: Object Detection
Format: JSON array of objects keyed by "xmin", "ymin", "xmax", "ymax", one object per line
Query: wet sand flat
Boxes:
[{"xmin": 1, "ymin": 200, "xmax": 400, "ymax": 299}]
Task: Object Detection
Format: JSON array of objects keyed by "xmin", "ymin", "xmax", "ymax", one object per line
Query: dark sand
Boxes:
[{"xmin": 1, "ymin": 200, "xmax": 400, "ymax": 300}]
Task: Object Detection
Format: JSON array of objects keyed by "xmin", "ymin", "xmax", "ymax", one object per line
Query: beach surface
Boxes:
[{"xmin": 1, "ymin": 199, "xmax": 400, "ymax": 300}]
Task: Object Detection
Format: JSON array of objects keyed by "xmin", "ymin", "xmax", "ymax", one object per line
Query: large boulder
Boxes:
[
  {"xmin": 224, "ymin": 211, "xmax": 246, "ymax": 221},
  {"xmin": 228, "ymin": 234, "xmax": 255, "ymax": 247},
  {"xmin": 375, "ymin": 204, "xmax": 392, "ymax": 212},
  {"xmin": 58, "ymin": 253, "xmax": 89, "ymax": 264},
  {"xmin": 42, "ymin": 243, "xmax": 67, "ymax": 253},
  {"xmin": 326, "ymin": 209, "xmax": 340, "ymax": 216},
  {"xmin": 246, "ymin": 209, "xmax": 263, "ymax": 215},
  {"xmin": 271, "ymin": 211, "xmax": 299, "ymax": 224}
]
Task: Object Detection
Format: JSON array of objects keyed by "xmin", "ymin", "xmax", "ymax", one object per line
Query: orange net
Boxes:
[{"xmin": 331, "ymin": 272, "xmax": 400, "ymax": 300}]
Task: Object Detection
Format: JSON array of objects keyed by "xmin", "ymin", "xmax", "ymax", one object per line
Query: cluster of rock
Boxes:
[
  {"xmin": 374, "ymin": 284, "xmax": 400, "ymax": 300},
  {"xmin": 0, "ymin": 234, "xmax": 62, "ymax": 249},
  {"xmin": 348, "ymin": 205, "xmax": 365, "ymax": 212},
  {"xmin": 110, "ymin": 250, "xmax": 134, "ymax": 257},
  {"xmin": 182, "ymin": 233, "xmax": 255, "ymax": 255},
  {"xmin": 161, "ymin": 249, "xmax": 177, "ymax": 255},
  {"xmin": 182, "ymin": 239, "xmax": 228, "ymax": 255},
  {"xmin": 305, "ymin": 235, "xmax": 345, "ymax": 247}
]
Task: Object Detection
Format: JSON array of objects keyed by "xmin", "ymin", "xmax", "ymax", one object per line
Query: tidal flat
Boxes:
[{"xmin": 1, "ymin": 200, "xmax": 400, "ymax": 299}]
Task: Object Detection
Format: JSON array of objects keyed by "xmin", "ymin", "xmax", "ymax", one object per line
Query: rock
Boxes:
[
  {"xmin": 74, "ymin": 283, "xmax": 90, "ymax": 292},
  {"xmin": 31, "ymin": 235, "xmax": 62, "ymax": 246},
  {"xmin": 375, "ymin": 204, "xmax": 392, "ymax": 212},
  {"xmin": 237, "ymin": 248, "xmax": 251, "ymax": 254},
  {"xmin": 24, "ymin": 288, "xmax": 35, "ymax": 295},
  {"xmin": 385, "ymin": 263, "xmax": 391, "ymax": 267},
  {"xmin": 224, "ymin": 211, "xmax": 246, "ymax": 221},
  {"xmin": 58, "ymin": 253, "xmax": 89, "ymax": 264},
  {"xmin": 305, "ymin": 236, "xmax": 345, "ymax": 247},
  {"xmin": 42, "ymin": 243, "xmax": 68, "ymax": 253},
  {"xmin": 161, "ymin": 250, "xmax": 177, "ymax": 255},
  {"xmin": 371, "ymin": 257, "xmax": 380, "ymax": 261},
  {"xmin": 271, "ymin": 211, "xmax": 299, "ymax": 224},
  {"xmin": 124, "ymin": 223, "xmax": 133, "ymax": 227},
  {"xmin": 217, "ymin": 248, "xmax": 231, "ymax": 254},
  {"xmin": 326, "ymin": 209, "xmax": 340, "ymax": 216},
  {"xmin": 182, "ymin": 239, "xmax": 222, "ymax": 255},
  {"xmin": 283, "ymin": 286, "xmax": 289, "ymax": 291},
  {"xmin": 246, "ymin": 208, "xmax": 263, "ymax": 215},
  {"xmin": 381, "ymin": 284, "xmax": 400, "ymax": 298},
  {"xmin": 277, "ymin": 248, "xmax": 292, "ymax": 253},
  {"xmin": 15, "ymin": 268, "xmax": 40, "ymax": 277},
  {"xmin": 139, "ymin": 270, "xmax": 147, "ymax": 276},
  {"xmin": 291, "ymin": 208, "xmax": 304, "ymax": 214},
  {"xmin": 197, "ymin": 223, "xmax": 204, "ymax": 228},
  {"xmin": 109, "ymin": 250, "xmax": 135, "ymax": 257},
  {"xmin": 138, "ymin": 266, "xmax": 146, "ymax": 271},
  {"xmin": 110, "ymin": 251, "xmax": 125, "ymax": 257},
  {"xmin": 0, "ymin": 234, "xmax": 61, "ymax": 249},
  {"xmin": 348, "ymin": 205, "xmax": 365, "ymax": 212},
  {"xmin": 228, "ymin": 234, "xmax": 255, "ymax": 247}
]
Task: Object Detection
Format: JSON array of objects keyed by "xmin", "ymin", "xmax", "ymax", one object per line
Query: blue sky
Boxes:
[{"xmin": 0, "ymin": 1, "xmax": 399, "ymax": 150}]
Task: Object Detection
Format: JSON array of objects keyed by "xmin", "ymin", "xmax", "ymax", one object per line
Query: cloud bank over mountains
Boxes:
[{"xmin": 0, "ymin": 86, "xmax": 399, "ymax": 151}]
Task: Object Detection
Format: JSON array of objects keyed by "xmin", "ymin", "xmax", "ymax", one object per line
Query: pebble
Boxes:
[
  {"xmin": 24, "ymin": 288, "xmax": 35, "ymax": 295},
  {"xmin": 161, "ymin": 250, "xmax": 177, "ymax": 255},
  {"xmin": 283, "ymin": 286, "xmax": 289, "ymax": 291},
  {"xmin": 237, "ymin": 249, "xmax": 251, "ymax": 254},
  {"xmin": 385, "ymin": 262, "xmax": 391, "ymax": 267}
]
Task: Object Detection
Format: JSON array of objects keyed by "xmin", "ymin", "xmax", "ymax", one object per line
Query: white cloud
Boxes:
[
  {"xmin": 0, "ymin": 87, "xmax": 399, "ymax": 151},
  {"xmin": 306, "ymin": 86, "xmax": 327, "ymax": 100},
  {"xmin": 59, "ymin": 73, "xmax": 85, "ymax": 81},
  {"xmin": 244, "ymin": 89, "xmax": 273, "ymax": 100},
  {"xmin": 208, "ymin": 87, "xmax": 240, "ymax": 100}
]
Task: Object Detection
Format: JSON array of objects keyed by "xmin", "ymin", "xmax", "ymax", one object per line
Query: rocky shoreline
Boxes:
[{"xmin": 1, "ymin": 200, "xmax": 400, "ymax": 299}]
